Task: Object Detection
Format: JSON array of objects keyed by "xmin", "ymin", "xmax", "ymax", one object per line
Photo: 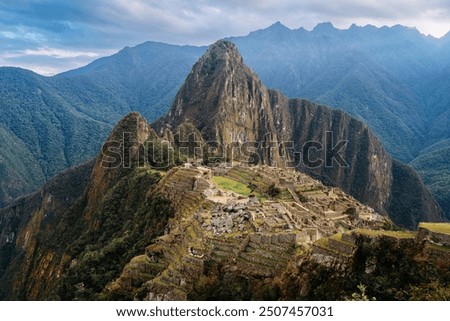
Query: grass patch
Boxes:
[
  {"xmin": 353, "ymin": 229, "xmax": 415, "ymax": 239},
  {"xmin": 330, "ymin": 233, "xmax": 353, "ymax": 244},
  {"xmin": 419, "ymin": 223, "xmax": 450, "ymax": 235},
  {"xmin": 314, "ymin": 237, "xmax": 329, "ymax": 248},
  {"xmin": 212, "ymin": 176, "xmax": 252, "ymax": 196},
  {"xmin": 425, "ymin": 242, "xmax": 450, "ymax": 252},
  {"xmin": 279, "ymin": 188, "xmax": 294, "ymax": 201}
]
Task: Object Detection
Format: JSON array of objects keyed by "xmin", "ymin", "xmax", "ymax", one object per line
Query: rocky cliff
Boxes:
[
  {"xmin": 154, "ymin": 40, "xmax": 282, "ymax": 166},
  {"xmin": 156, "ymin": 40, "xmax": 443, "ymax": 229},
  {"xmin": 0, "ymin": 160, "xmax": 94, "ymax": 299}
]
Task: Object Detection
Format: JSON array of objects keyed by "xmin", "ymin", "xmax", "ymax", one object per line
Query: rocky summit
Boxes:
[{"xmin": 0, "ymin": 40, "xmax": 448, "ymax": 301}]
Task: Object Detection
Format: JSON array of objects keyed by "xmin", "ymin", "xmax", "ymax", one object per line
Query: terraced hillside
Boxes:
[
  {"xmin": 0, "ymin": 112, "xmax": 448, "ymax": 300},
  {"xmin": 104, "ymin": 163, "xmax": 389, "ymax": 300},
  {"xmin": 283, "ymin": 223, "xmax": 450, "ymax": 300}
]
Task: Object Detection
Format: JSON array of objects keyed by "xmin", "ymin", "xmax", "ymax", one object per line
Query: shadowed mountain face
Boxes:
[{"xmin": 156, "ymin": 40, "xmax": 443, "ymax": 228}]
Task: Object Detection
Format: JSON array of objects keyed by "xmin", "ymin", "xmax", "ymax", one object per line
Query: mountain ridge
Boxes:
[{"xmin": 1, "ymin": 22, "xmax": 449, "ymax": 218}]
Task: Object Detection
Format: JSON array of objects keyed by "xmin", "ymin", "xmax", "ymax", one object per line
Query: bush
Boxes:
[{"xmin": 267, "ymin": 183, "xmax": 281, "ymax": 198}]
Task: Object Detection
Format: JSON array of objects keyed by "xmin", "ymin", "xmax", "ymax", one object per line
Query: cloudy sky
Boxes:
[{"xmin": 1, "ymin": 0, "xmax": 449, "ymax": 75}]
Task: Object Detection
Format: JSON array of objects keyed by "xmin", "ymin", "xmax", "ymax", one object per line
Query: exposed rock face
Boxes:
[
  {"xmin": 156, "ymin": 40, "xmax": 443, "ymax": 228},
  {"xmin": 270, "ymin": 92, "xmax": 392, "ymax": 216},
  {"xmin": 154, "ymin": 41, "xmax": 282, "ymax": 166},
  {"xmin": 388, "ymin": 160, "xmax": 443, "ymax": 228}
]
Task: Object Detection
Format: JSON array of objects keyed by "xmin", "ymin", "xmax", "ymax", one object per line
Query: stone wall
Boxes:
[
  {"xmin": 417, "ymin": 226, "xmax": 450, "ymax": 246},
  {"xmin": 249, "ymin": 232, "xmax": 298, "ymax": 245},
  {"xmin": 328, "ymin": 238, "xmax": 357, "ymax": 255}
]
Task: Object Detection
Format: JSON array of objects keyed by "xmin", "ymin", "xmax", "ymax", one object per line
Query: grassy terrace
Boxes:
[
  {"xmin": 353, "ymin": 229, "xmax": 415, "ymax": 239},
  {"xmin": 419, "ymin": 223, "xmax": 450, "ymax": 234},
  {"xmin": 314, "ymin": 237, "xmax": 329, "ymax": 248},
  {"xmin": 330, "ymin": 233, "xmax": 354, "ymax": 244},
  {"xmin": 315, "ymin": 233, "xmax": 353, "ymax": 247},
  {"xmin": 313, "ymin": 235, "xmax": 353, "ymax": 257},
  {"xmin": 425, "ymin": 242, "xmax": 450, "ymax": 252},
  {"xmin": 212, "ymin": 176, "xmax": 252, "ymax": 196},
  {"xmin": 212, "ymin": 175, "xmax": 267, "ymax": 200}
]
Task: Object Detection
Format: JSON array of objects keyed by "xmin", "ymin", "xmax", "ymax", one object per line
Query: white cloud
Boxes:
[
  {"xmin": 14, "ymin": 48, "xmax": 102, "ymax": 59},
  {"xmin": 1, "ymin": 0, "xmax": 450, "ymax": 74},
  {"xmin": 0, "ymin": 47, "xmax": 116, "ymax": 76},
  {"xmin": 0, "ymin": 27, "xmax": 47, "ymax": 42}
]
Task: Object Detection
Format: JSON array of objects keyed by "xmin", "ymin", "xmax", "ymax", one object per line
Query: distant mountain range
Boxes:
[
  {"xmin": 0, "ymin": 22, "xmax": 449, "ymax": 218},
  {"xmin": 0, "ymin": 42, "xmax": 446, "ymax": 300}
]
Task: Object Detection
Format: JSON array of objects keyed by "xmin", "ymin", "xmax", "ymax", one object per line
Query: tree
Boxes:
[{"xmin": 267, "ymin": 183, "xmax": 281, "ymax": 198}]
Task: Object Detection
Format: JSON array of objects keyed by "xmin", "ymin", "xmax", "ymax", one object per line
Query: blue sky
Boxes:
[{"xmin": 1, "ymin": 0, "xmax": 449, "ymax": 75}]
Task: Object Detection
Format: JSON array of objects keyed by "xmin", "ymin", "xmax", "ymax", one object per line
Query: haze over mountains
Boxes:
[{"xmin": 0, "ymin": 22, "xmax": 449, "ymax": 217}]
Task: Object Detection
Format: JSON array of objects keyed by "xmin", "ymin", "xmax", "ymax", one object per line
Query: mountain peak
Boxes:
[
  {"xmin": 155, "ymin": 39, "xmax": 257, "ymax": 133},
  {"xmin": 267, "ymin": 21, "xmax": 290, "ymax": 31},
  {"xmin": 244, "ymin": 21, "xmax": 291, "ymax": 39},
  {"xmin": 197, "ymin": 40, "xmax": 243, "ymax": 69},
  {"xmin": 154, "ymin": 39, "xmax": 281, "ymax": 165},
  {"xmin": 85, "ymin": 112, "xmax": 155, "ymax": 216},
  {"xmin": 313, "ymin": 22, "xmax": 336, "ymax": 33},
  {"xmin": 209, "ymin": 39, "xmax": 237, "ymax": 51},
  {"xmin": 109, "ymin": 111, "xmax": 152, "ymax": 142}
]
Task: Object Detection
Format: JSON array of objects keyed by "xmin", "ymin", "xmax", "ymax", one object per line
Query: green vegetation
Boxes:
[
  {"xmin": 419, "ymin": 223, "xmax": 450, "ymax": 234},
  {"xmin": 266, "ymin": 183, "xmax": 281, "ymax": 198},
  {"xmin": 400, "ymin": 281, "xmax": 450, "ymax": 300},
  {"xmin": 353, "ymin": 229, "xmax": 415, "ymax": 239},
  {"xmin": 314, "ymin": 237, "xmax": 329, "ymax": 248},
  {"xmin": 188, "ymin": 259, "xmax": 281, "ymax": 300},
  {"xmin": 425, "ymin": 242, "xmax": 450, "ymax": 252},
  {"xmin": 330, "ymin": 233, "xmax": 349, "ymax": 242},
  {"xmin": 212, "ymin": 176, "xmax": 252, "ymax": 196},
  {"xmin": 52, "ymin": 168, "xmax": 175, "ymax": 300},
  {"xmin": 0, "ymin": 42, "xmax": 202, "ymax": 208},
  {"xmin": 283, "ymin": 226, "xmax": 450, "ymax": 301},
  {"xmin": 411, "ymin": 147, "xmax": 450, "ymax": 220},
  {"xmin": 0, "ymin": 68, "xmax": 111, "ymax": 207},
  {"xmin": 347, "ymin": 284, "xmax": 376, "ymax": 301}
]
